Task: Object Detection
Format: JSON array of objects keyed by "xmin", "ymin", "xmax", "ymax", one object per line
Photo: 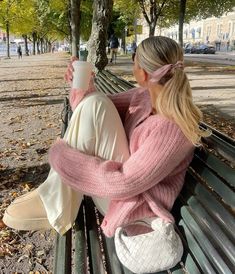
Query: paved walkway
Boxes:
[
  {"xmin": 185, "ymin": 52, "xmax": 235, "ymax": 66},
  {"xmin": 107, "ymin": 55, "xmax": 235, "ymax": 119}
]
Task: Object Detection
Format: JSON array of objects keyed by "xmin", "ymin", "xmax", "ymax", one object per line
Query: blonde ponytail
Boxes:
[
  {"xmin": 156, "ymin": 69, "xmax": 208, "ymax": 146},
  {"xmin": 136, "ymin": 36, "xmax": 209, "ymax": 146}
]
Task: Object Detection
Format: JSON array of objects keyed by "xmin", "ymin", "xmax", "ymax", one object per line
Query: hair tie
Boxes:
[
  {"xmin": 150, "ymin": 61, "xmax": 184, "ymax": 84},
  {"xmin": 173, "ymin": 61, "xmax": 184, "ymax": 69}
]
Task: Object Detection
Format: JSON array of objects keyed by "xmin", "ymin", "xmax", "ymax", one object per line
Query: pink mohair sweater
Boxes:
[{"xmin": 49, "ymin": 87, "xmax": 195, "ymax": 237}]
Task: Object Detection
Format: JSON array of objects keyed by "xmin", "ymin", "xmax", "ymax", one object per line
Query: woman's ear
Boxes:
[{"xmin": 138, "ymin": 68, "xmax": 149, "ymax": 86}]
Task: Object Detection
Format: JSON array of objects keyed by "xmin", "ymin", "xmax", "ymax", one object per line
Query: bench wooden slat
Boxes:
[
  {"xmin": 102, "ymin": 236, "xmax": 128, "ymax": 274},
  {"xmin": 179, "ymin": 172, "xmax": 235, "ymax": 267},
  {"xmin": 53, "ymin": 231, "xmax": 72, "ymax": 274},
  {"xmin": 175, "ymin": 190, "xmax": 235, "ymax": 273},
  {"xmin": 61, "ymin": 98, "xmax": 69, "ymax": 137},
  {"xmin": 178, "ymin": 219, "xmax": 217, "ymax": 274},
  {"xmin": 171, "ymin": 269, "xmax": 185, "ymax": 274},
  {"xmin": 96, "ymin": 79, "xmax": 121, "ymax": 95},
  {"xmin": 95, "ymin": 76, "xmax": 120, "ymax": 94},
  {"xmin": 53, "ymin": 97, "xmax": 72, "ymax": 274},
  {"xmin": 98, "ymin": 73, "xmax": 127, "ymax": 93},
  {"xmin": 190, "ymin": 157, "xmax": 235, "ymax": 208},
  {"xmin": 94, "ymin": 79, "xmax": 111, "ymax": 95},
  {"xmin": 180, "ymin": 207, "xmax": 233, "ymax": 274},
  {"xmin": 74, "ymin": 203, "xmax": 87, "ymax": 274},
  {"xmin": 96, "ymin": 70, "xmax": 134, "ymax": 94},
  {"xmin": 183, "ymin": 253, "xmax": 202, "ymax": 274},
  {"xmin": 102, "ymin": 70, "xmax": 134, "ymax": 90},
  {"xmin": 84, "ymin": 198, "xmax": 106, "ymax": 274},
  {"xmin": 200, "ymin": 123, "xmax": 235, "ymax": 164},
  {"xmin": 187, "ymin": 196, "xmax": 235, "ymax": 266},
  {"xmin": 169, "ymin": 261, "xmax": 187, "ymax": 274},
  {"xmin": 203, "ymin": 135, "xmax": 235, "ymax": 164},
  {"xmin": 195, "ymin": 149, "xmax": 235, "ymax": 188},
  {"xmin": 183, "ymin": 172, "xmax": 235, "ymax": 239}
]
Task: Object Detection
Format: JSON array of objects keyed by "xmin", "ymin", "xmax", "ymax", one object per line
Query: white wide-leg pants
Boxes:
[{"xmin": 37, "ymin": 91, "xmax": 130, "ymax": 235}]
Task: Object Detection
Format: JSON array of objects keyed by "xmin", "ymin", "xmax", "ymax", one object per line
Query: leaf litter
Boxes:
[{"xmin": 0, "ymin": 53, "xmax": 68, "ymax": 273}]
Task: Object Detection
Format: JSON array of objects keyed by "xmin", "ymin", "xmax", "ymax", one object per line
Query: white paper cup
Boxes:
[{"xmin": 72, "ymin": 61, "xmax": 93, "ymax": 90}]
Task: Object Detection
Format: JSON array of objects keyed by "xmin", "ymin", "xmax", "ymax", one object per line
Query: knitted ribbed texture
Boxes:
[
  {"xmin": 49, "ymin": 88, "xmax": 194, "ymax": 237},
  {"xmin": 69, "ymin": 76, "xmax": 96, "ymax": 111}
]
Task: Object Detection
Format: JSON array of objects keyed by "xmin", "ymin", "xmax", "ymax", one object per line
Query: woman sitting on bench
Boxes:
[{"xmin": 4, "ymin": 36, "xmax": 208, "ymax": 272}]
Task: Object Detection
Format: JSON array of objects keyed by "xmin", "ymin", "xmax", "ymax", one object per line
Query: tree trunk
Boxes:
[
  {"xmin": 32, "ymin": 32, "xmax": 37, "ymax": 55},
  {"xmin": 178, "ymin": 0, "xmax": 187, "ymax": 47},
  {"xmin": 70, "ymin": 0, "xmax": 81, "ymax": 57},
  {"xmin": 23, "ymin": 35, "xmax": 29, "ymax": 55},
  {"xmin": 6, "ymin": 21, "xmax": 10, "ymax": 58},
  {"xmin": 138, "ymin": 0, "xmax": 159, "ymax": 37},
  {"xmin": 121, "ymin": 29, "xmax": 126, "ymax": 54},
  {"xmin": 87, "ymin": 0, "xmax": 113, "ymax": 72},
  {"xmin": 37, "ymin": 40, "xmax": 40, "ymax": 54},
  {"xmin": 149, "ymin": 23, "xmax": 156, "ymax": 37},
  {"xmin": 40, "ymin": 38, "xmax": 43, "ymax": 54}
]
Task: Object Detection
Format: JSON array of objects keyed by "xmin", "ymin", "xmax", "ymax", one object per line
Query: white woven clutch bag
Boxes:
[{"xmin": 114, "ymin": 218, "xmax": 183, "ymax": 274}]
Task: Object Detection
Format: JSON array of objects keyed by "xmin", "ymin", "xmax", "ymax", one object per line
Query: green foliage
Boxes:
[
  {"xmin": 111, "ymin": 0, "xmax": 141, "ymax": 39},
  {"xmin": 108, "ymin": 10, "xmax": 126, "ymax": 38},
  {"xmin": 31, "ymin": 0, "xmax": 69, "ymax": 40},
  {"xmin": 114, "ymin": 0, "xmax": 140, "ymax": 25},
  {"xmin": 185, "ymin": 0, "xmax": 235, "ymax": 21},
  {"xmin": 80, "ymin": 0, "xmax": 93, "ymax": 41},
  {"xmin": 0, "ymin": 0, "xmax": 94, "ymax": 43},
  {"xmin": 0, "ymin": 0, "xmax": 21, "ymax": 29},
  {"xmin": 114, "ymin": 0, "xmax": 235, "ymax": 36}
]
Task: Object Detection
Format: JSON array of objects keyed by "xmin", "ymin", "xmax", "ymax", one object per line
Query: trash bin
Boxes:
[{"xmin": 79, "ymin": 49, "xmax": 88, "ymax": 61}]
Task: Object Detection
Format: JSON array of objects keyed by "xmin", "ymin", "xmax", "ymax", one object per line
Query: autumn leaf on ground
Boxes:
[
  {"xmin": 14, "ymin": 128, "xmax": 24, "ymax": 132},
  {"xmin": 0, "ymin": 219, "xmax": 6, "ymax": 229}
]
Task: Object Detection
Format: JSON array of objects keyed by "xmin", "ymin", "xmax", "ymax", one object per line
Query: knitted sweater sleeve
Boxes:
[
  {"xmin": 69, "ymin": 76, "xmax": 96, "ymax": 111},
  {"xmin": 107, "ymin": 87, "xmax": 137, "ymax": 121},
  {"xmin": 49, "ymin": 119, "xmax": 193, "ymax": 200}
]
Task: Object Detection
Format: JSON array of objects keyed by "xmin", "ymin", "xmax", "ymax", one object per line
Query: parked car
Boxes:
[
  {"xmin": 196, "ymin": 44, "xmax": 216, "ymax": 54},
  {"xmin": 184, "ymin": 44, "xmax": 197, "ymax": 54}
]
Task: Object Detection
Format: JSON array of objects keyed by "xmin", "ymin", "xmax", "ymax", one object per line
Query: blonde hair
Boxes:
[{"xmin": 136, "ymin": 36, "xmax": 209, "ymax": 146}]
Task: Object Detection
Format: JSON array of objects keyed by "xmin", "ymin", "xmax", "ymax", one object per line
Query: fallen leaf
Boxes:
[
  {"xmin": 36, "ymin": 148, "xmax": 47, "ymax": 155},
  {"xmin": 10, "ymin": 192, "xmax": 19, "ymax": 198},
  {"xmin": 17, "ymin": 254, "xmax": 29, "ymax": 263},
  {"xmin": 36, "ymin": 250, "xmax": 45, "ymax": 257},
  {"xmin": 0, "ymin": 219, "xmax": 6, "ymax": 229},
  {"xmin": 14, "ymin": 128, "xmax": 24, "ymax": 132}
]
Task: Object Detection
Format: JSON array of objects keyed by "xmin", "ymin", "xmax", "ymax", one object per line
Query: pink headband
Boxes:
[{"xmin": 149, "ymin": 61, "xmax": 184, "ymax": 84}]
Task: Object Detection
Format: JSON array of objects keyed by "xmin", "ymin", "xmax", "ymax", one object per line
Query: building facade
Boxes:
[
  {"xmin": 137, "ymin": 9, "xmax": 235, "ymax": 51},
  {"xmin": 0, "ymin": 28, "xmax": 6, "ymax": 41}
]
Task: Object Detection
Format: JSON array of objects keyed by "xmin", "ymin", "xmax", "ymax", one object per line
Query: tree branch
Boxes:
[
  {"xmin": 138, "ymin": 0, "xmax": 151, "ymax": 25},
  {"xmin": 157, "ymin": 0, "xmax": 167, "ymax": 17}
]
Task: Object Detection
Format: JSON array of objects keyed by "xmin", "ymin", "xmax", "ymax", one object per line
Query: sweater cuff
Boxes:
[
  {"xmin": 69, "ymin": 76, "xmax": 96, "ymax": 111},
  {"xmin": 49, "ymin": 139, "xmax": 68, "ymax": 171}
]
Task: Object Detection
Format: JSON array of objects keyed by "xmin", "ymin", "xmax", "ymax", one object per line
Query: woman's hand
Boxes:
[
  {"xmin": 64, "ymin": 56, "xmax": 78, "ymax": 86},
  {"xmin": 65, "ymin": 56, "xmax": 96, "ymax": 110}
]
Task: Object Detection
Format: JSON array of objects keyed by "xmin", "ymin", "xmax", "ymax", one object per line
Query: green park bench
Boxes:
[{"xmin": 54, "ymin": 70, "xmax": 235, "ymax": 274}]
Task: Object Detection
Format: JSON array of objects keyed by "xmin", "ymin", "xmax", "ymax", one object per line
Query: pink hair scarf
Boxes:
[{"xmin": 149, "ymin": 61, "xmax": 184, "ymax": 84}]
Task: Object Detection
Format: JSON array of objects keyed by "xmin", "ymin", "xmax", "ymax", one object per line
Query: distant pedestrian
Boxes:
[
  {"xmin": 227, "ymin": 40, "xmax": 230, "ymax": 51},
  {"xmin": 17, "ymin": 45, "xmax": 22, "ymax": 59},
  {"xmin": 131, "ymin": 41, "xmax": 137, "ymax": 61},
  {"xmin": 108, "ymin": 34, "xmax": 119, "ymax": 63}
]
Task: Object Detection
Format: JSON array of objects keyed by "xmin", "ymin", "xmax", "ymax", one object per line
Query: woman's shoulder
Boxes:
[{"xmin": 150, "ymin": 114, "xmax": 194, "ymax": 146}]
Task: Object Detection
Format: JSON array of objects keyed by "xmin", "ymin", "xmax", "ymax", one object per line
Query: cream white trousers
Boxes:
[{"xmin": 37, "ymin": 91, "xmax": 130, "ymax": 235}]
